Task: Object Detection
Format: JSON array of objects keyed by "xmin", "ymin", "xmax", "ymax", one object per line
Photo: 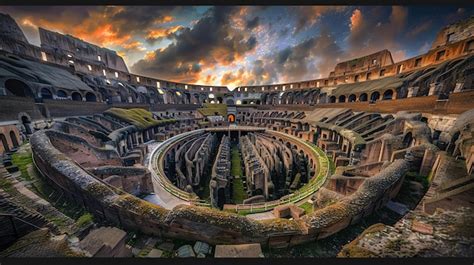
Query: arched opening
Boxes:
[
  {"xmin": 9, "ymin": 131, "xmax": 18, "ymax": 147},
  {"xmin": 5, "ymin": 79, "xmax": 33, "ymax": 97},
  {"xmin": 40, "ymin": 88, "xmax": 53, "ymax": 99},
  {"xmin": 403, "ymin": 132, "xmax": 413, "ymax": 148},
  {"xmin": 348, "ymin": 94, "xmax": 357, "ymax": 102},
  {"xmin": 382, "ymin": 90, "xmax": 393, "ymax": 100},
  {"xmin": 57, "ymin": 90, "xmax": 67, "ymax": 99},
  {"xmin": 338, "ymin": 95, "xmax": 346, "ymax": 103},
  {"xmin": 329, "ymin": 96, "xmax": 336, "ymax": 103},
  {"xmin": 447, "ymin": 131, "xmax": 460, "ymax": 155},
  {"xmin": 227, "ymin": 114, "xmax": 236, "ymax": 123},
  {"xmin": 370, "ymin": 91, "xmax": 380, "ymax": 102},
  {"xmin": 71, "ymin": 92, "xmax": 82, "ymax": 101},
  {"xmin": 226, "ymin": 98, "xmax": 235, "ymax": 105},
  {"xmin": 359, "ymin": 93, "xmax": 368, "ymax": 102},
  {"xmin": 0, "ymin": 134, "xmax": 9, "ymax": 152},
  {"xmin": 85, "ymin": 92, "xmax": 97, "ymax": 102},
  {"xmin": 21, "ymin": 115, "xmax": 32, "ymax": 135},
  {"xmin": 235, "ymin": 99, "xmax": 242, "ymax": 105},
  {"xmin": 217, "ymin": 188, "xmax": 226, "ymax": 209}
]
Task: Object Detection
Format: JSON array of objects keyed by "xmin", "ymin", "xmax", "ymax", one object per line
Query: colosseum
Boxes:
[{"xmin": 0, "ymin": 6, "xmax": 473, "ymax": 259}]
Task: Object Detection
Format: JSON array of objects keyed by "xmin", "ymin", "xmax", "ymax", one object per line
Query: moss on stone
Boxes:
[
  {"xmin": 105, "ymin": 108, "xmax": 176, "ymax": 129},
  {"xmin": 197, "ymin": 103, "xmax": 227, "ymax": 117},
  {"xmin": 12, "ymin": 150, "xmax": 33, "ymax": 181},
  {"xmin": 337, "ymin": 223, "xmax": 385, "ymax": 257}
]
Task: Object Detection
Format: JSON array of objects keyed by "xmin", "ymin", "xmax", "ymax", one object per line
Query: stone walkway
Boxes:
[
  {"xmin": 144, "ymin": 141, "xmax": 190, "ymax": 210},
  {"xmin": 246, "ymin": 211, "xmax": 276, "ymax": 220}
]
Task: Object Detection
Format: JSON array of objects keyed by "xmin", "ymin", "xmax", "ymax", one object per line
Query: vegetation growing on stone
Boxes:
[
  {"xmin": 105, "ymin": 108, "xmax": 176, "ymax": 129},
  {"xmin": 231, "ymin": 146, "xmax": 247, "ymax": 204},
  {"xmin": 12, "ymin": 149, "xmax": 33, "ymax": 181},
  {"xmin": 197, "ymin": 103, "xmax": 227, "ymax": 117}
]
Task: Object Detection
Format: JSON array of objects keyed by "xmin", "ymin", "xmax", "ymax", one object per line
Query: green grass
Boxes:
[
  {"xmin": 300, "ymin": 201, "xmax": 314, "ymax": 214},
  {"xmin": 197, "ymin": 103, "xmax": 227, "ymax": 117},
  {"xmin": 0, "ymin": 177, "xmax": 13, "ymax": 192},
  {"xmin": 105, "ymin": 108, "xmax": 176, "ymax": 129},
  {"xmin": 231, "ymin": 146, "xmax": 247, "ymax": 204},
  {"xmin": 76, "ymin": 213, "xmax": 94, "ymax": 228},
  {"xmin": 12, "ymin": 150, "xmax": 33, "ymax": 181},
  {"xmin": 327, "ymin": 156, "xmax": 336, "ymax": 174}
]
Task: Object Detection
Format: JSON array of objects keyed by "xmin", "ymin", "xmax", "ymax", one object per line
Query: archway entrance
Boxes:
[
  {"xmin": 5, "ymin": 79, "xmax": 34, "ymax": 97},
  {"xmin": 0, "ymin": 134, "xmax": 9, "ymax": 152},
  {"xmin": 9, "ymin": 131, "xmax": 19, "ymax": 147},
  {"xmin": 21, "ymin": 115, "xmax": 32, "ymax": 135},
  {"xmin": 227, "ymin": 114, "xmax": 236, "ymax": 123}
]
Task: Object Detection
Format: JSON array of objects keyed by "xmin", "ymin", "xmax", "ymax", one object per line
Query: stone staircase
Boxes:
[
  {"xmin": 0, "ymin": 189, "xmax": 50, "ymax": 249},
  {"xmin": 421, "ymin": 155, "xmax": 474, "ymax": 207}
]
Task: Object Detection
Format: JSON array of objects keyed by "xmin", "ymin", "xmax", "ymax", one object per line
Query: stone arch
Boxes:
[
  {"xmin": 40, "ymin": 87, "xmax": 53, "ymax": 99},
  {"xmin": 403, "ymin": 132, "xmax": 413, "ymax": 148},
  {"xmin": 227, "ymin": 114, "xmax": 236, "ymax": 123},
  {"xmin": 0, "ymin": 133, "xmax": 9, "ymax": 152},
  {"xmin": 4, "ymin": 79, "xmax": 34, "ymax": 97},
  {"xmin": 9, "ymin": 131, "xmax": 19, "ymax": 147},
  {"xmin": 359, "ymin": 93, "xmax": 368, "ymax": 102},
  {"xmin": 226, "ymin": 98, "xmax": 235, "ymax": 105},
  {"xmin": 329, "ymin": 96, "xmax": 336, "ymax": 103},
  {"xmin": 20, "ymin": 114, "xmax": 32, "ymax": 135},
  {"xmin": 85, "ymin": 92, "xmax": 97, "ymax": 102},
  {"xmin": 338, "ymin": 95, "xmax": 346, "ymax": 103},
  {"xmin": 382, "ymin": 89, "xmax": 393, "ymax": 100},
  {"xmin": 370, "ymin": 91, "xmax": 380, "ymax": 102},
  {"xmin": 57, "ymin": 90, "xmax": 67, "ymax": 98},
  {"xmin": 71, "ymin": 92, "xmax": 82, "ymax": 101},
  {"xmin": 348, "ymin": 94, "xmax": 357, "ymax": 102},
  {"xmin": 447, "ymin": 131, "xmax": 460, "ymax": 155}
]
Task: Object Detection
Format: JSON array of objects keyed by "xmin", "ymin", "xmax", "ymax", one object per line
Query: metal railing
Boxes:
[
  {"xmin": 148, "ymin": 126, "xmax": 333, "ymax": 213},
  {"xmin": 231, "ymin": 139, "xmax": 332, "ymax": 214}
]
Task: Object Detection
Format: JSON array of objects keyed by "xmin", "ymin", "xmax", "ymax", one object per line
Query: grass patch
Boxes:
[
  {"xmin": 105, "ymin": 108, "xmax": 176, "ymax": 129},
  {"xmin": 300, "ymin": 202, "xmax": 314, "ymax": 214},
  {"xmin": 0, "ymin": 177, "xmax": 13, "ymax": 192},
  {"xmin": 76, "ymin": 213, "xmax": 94, "ymax": 228},
  {"xmin": 197, "ymin": 103, "xmax": 227, "ymax": 117},
  {"xmin": 11, "ymin": 151, "xmax": 33, "ymax": 181},
  {"xmin": 231, "ymin": 146, "xmax": 247, "ymax": 204},
  {"xmin": 327, "ymin": 156, "xmax": 336, "ymax": 174}
]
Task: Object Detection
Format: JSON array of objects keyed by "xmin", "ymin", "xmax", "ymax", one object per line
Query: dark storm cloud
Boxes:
[
  {"xmin": 252, "ymin": 27, "xmax": 344, "ymax": 83},
  {"xmin": 246, "ymin": 16, "xmax": 260, "ymax": 29},
  {"xmin": 347, "ymin": 6, "xmax": 408, "ymax": 61},
  {"xmin": 291, "ymin": 6, "xmax": 347, "ymax": 34},
  {"xmin": 131, "ymin": 6, "xmax": 258, "ymax": 83}
]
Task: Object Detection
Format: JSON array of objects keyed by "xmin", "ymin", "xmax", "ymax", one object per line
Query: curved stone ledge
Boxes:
[{"xmin": 31, "ymin": 126, "xmax": 411, "ymax": 247}]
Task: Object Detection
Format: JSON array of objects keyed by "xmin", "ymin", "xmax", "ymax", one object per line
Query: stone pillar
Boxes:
[
  {"xmin": 419, "ymin": 148, "xmax": 437, "ymax": 176},
  {"xmin": 453, "ymin": 82, "xmax": 464, "ymax": 93},
  {"xmin": 407, "ymin": 87, "xmax": 419, "ymax": 98},
  {"xmin": 428, "ymin": 82, "xmax": 439, "ymax": 96},
  {"xmin": 378, "ymin": 139, "xmax": 386, "ymax": 162}
]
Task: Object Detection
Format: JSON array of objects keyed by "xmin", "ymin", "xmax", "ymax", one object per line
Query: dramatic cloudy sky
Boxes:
[{"xmin": 1, "ymin": 6, "xmax": 473, "ymax": 88}]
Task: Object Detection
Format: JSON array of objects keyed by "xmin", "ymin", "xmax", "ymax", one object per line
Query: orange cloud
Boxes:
[
  {"xmin": 146, "ymin": 25, "xmax": 183, "ymax": 40},
  {"xmin": 155, "ymin": 15, "xmax": 174, "ymax": 24},
  {"xmin": 349, "ymin": 9, "xmax": 363, "ymax": 32},
  {"xmin": 121, "ymin": 41, "xmax": 146, "ymax": 51}
]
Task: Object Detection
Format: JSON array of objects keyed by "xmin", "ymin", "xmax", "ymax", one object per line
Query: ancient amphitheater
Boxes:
[{"xmin": 0, "ymin": 12, "xmax": 473, "ymax": 258}]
